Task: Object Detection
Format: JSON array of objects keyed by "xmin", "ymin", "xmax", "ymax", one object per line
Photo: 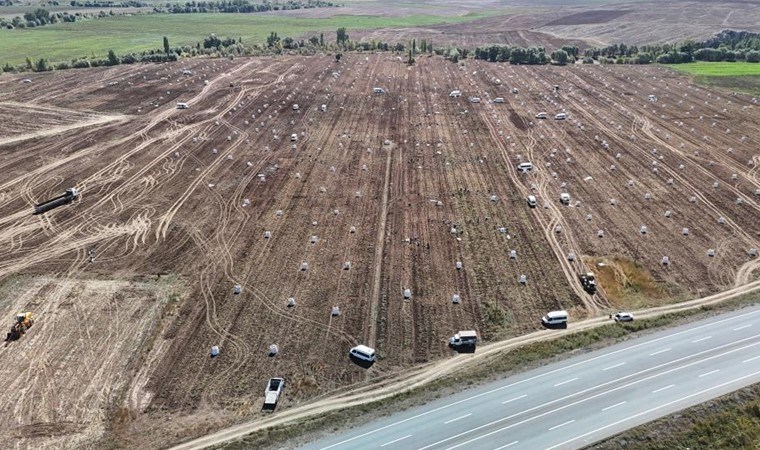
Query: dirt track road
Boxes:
[{"xmin": 168, "ymin": 271, "xmax": 760, "ymax": 450}]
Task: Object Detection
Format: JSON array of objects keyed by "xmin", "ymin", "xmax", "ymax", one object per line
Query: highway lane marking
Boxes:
[
  {"xmin": 319, "ymin": 308, "xmax": 760, "ymax": 450},
  {"xmin": 652, "ymin": 384, "xmax": 675, "ymax": 393},
  {"xmin": 545, "ymin": 369, "xmax": 760, "ymax": 450},
  {"xmin": 380, "ymin": 435, "xmax": 411, "ymax": 447},
  {"xmin": 649, "ymin": 348, "xmax": 671, "ymax": 356},
  {"xmin": 692, "ymin": 336, "xmax": 712, "ymax": 343},
  {"xmin": 548, "ymin": 420, "xmax": 575, "ymax": 431},
  {"xmin": 602, "ymin": 401, "xmax": 626, "ymax": 411},
  {"xmin": 419, "ymin": 337, "xmax": 760, "ymax": 450},
  {"xmin": 492, "ymin": 441, "xmax": 518, "ymax": 450},
  {"xmin": 444, "ymin": 414, "xmax": 472, "ymax": 424},
  {"xmin": 743, "ymin": 355, "xmax": 760, "ymax": 363},
  {"xmin": 734, "ymin": 324, "xmax": 752, "ymax": 331},
  {"xmin": 699, "ymin": 369, "xmax": 720, "ymax": 378},
  {"xmin": 602, "ymin": 362, "xmax": 625, "ymax": 371},
  {"xmin": 554, "ymin": 377, "xmax": 578, "ymax": 387},
  {"xmin": 502, "ymin": 394, "xmax": 527, "ymax": 404}
]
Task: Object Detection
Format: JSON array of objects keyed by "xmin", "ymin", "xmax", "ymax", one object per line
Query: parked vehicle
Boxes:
[
  {"xmin": 541, "ymin": 310, "xmax": 568, "ymax": 328},
  {"xmin": 349, "ymin": 345, "xmax": 376, "ymax": 362},
  {"xmin": 555, "ymin": 113, "xmax": 567, "ymax": 120},
  {"xmin": 517, "ymin": 162, "xmax": 533, "ymax": 172},
  {"xmin": 263, "ymin": 378, "xmax": 285, "ymax": 410},
  {"xmin": 614, "ymin": 311, "xmax": 634, "ymax": 322},
  {"xmin": 535, "ymin": 112, "xmax": 548, "ymax": 119},
  {"xmin": 449, "ymin": 330, "xmax": 477, "ymax": 348},
  {"xmin": 579, "ymin": 273, "xmax": 597, "ymax": 294},
  {"xmin": 527, "ymin": 195, "xmax": 537, "ymax": 208}
]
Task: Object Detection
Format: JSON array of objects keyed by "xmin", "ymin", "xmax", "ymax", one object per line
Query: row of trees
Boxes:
[
  {"xmin": 1, "ymin": 27, "xmax": 428, "ymax": 74},
  {"xmin": 471, "ymin": 45, "xmax": 579, "ymax": 65},
  {"xmin": 583, "ymin": 29, "xmax": 760, "ymax": 64},
  {"xmin": 153, "ymin": 0, "xmax": 336, "ymax": 14},
  {"xmin": 0, "ymin": 8, "xmax": 124, "ymax": 29},
  {"xmin": 69, "ymin": 0, "xmax": 148, "ymax": 7}
]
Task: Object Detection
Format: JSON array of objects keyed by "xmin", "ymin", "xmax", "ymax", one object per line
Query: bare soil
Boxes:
[{"xmin": 0, "ymin": 54, "xmax": 758, "ymax": 448}]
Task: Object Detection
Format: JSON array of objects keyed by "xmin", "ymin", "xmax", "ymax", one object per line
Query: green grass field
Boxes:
[
  {"xmin": 0, "ymin": 12, "xmax": 493, "ymax": 66},
  {"xmin": 670, "ymin": 61, "xmax": 760, "ymax": 76},
  {"xmin": 667, "ymin": 62, "xmax": 760, "ymax": 96}
]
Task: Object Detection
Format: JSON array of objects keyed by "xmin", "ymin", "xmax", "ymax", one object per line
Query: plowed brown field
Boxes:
[{"xmin": 0, "ymin": 55, "xmax": 758, "ymax": 449}]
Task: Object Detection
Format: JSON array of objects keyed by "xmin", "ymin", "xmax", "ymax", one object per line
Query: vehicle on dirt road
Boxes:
[
  {"xmin": 33, "ymin": 187, "xmax": 79, "ymax": 215},
  {"xmin": 449, "ymin": 330, "xmax": 477, "ymax": 348},
  {"xmin": 5, "ymin": 312, "xmax": 34, "ymax": 341},
  {"xmin": 579, "ymin": 272, "xmax": 597, "ymax": 294},
  {"xmin": 541, "ymin": 310, "xmax": 568, "ymax": 329},
  {"xmin": 614, "ymin": 311, "xmax": 634, "ymax": 322}
]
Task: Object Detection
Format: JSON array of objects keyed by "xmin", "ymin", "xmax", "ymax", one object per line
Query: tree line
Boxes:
[
  {"xmin": 584, "ymin": 30, "xmax": 760, "ymax": 64},
  {"xmin": 1, "ymin": 1, "xmax": 338, "ymax": 30},
  {"xmin": 153, "ymin": 0, "xmax": 337, "ymax": 14},
  {"xmin": 1, "ymin": 27, "xmax": 434, "ymax": 74},
  {"xmin": 69, "ymin": 1, "xmax": 149, "ymax": 7},
  {"xmin": 0, "ymin": 7, "xmax": 130, "ymax": 29}
]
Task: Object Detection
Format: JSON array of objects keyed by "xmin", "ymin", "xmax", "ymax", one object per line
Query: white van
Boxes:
[
  {"xmin": 535, "ymin": 112, "xmax": 548, "ymax": 119},
  {"xmin": 470, "ymin": 97, "xmax": 481, "ymax": 103},
  {"xmin": 527, "ymin": 195, "xmax": 537, "ymax": 208},
  {"xmin": 560, "ymin": 193, "xmax": 570, "ymax": 205},
  {"xmin": 349, "ymin": 345, "xmax": 376, "ymax": 362},
  {"xmin": 449, "ymin": 90, "xmax": 462, "ymax": 97},
  {"xmin": 176, "ymin": 102, "xmax": 188, "ymax": 109},
  {"xmin": 542, "ymin": 310, "xmax": 568, "ymax": 328},
  {"xmin": 290, "ymin": 133, "xmax": 298, "ymax": 142},
  {"xmin": 555, "ymin": 113, "xmax": 567, "ymax": 120},
  {"xmin": 517, "ymin": 162, "xmax": 533, "ymax": 172},
  {"xmin": 320, "ymin": 104, "xmax": 327, "ymax": 112},
  {"xmin": 494, "ymin": 97, "xmax": 504, "ymax": 103}
]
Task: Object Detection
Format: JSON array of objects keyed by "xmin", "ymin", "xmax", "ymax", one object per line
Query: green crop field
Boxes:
[
  {"xmin": 669, "ymin": 61, "xmax": 760, "ymax": 77},
  {"xmin": 667, "ymin": 62, "xmax": 760, "ymax": 96},
  {"xmin": 0, "ymin": 12, "xmax": 493, "ymax": 66}
]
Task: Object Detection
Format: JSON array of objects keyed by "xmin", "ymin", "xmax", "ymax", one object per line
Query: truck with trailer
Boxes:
[{"xmin": 33, "ymin": 188, "xmax": 79, "ymax": 215}]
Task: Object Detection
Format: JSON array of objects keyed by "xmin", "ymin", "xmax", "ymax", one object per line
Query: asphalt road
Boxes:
[{"xmin": 302, "ymin": 304, "xmax": 760, "ymax": 450}]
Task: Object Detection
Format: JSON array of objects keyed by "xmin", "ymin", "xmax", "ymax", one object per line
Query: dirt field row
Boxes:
[{"xmin": 0, "ymin": 54, "xmax": 758, "ymax": 448}]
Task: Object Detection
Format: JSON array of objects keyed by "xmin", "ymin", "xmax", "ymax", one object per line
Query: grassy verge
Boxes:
[
  {"xmin": 587, "ymin": 383, "xmax": 760, "ymax": 450},
  {"xmin": 219, "ymin": 293, "xmax": 760, "ymax": 450},
  {"xmin": 0, "ymin": 11, "xmax": 494, "ymax": 66},
  {"xmin": 667, "ymin": 62, "xmax": 760, "ymax": 96}
]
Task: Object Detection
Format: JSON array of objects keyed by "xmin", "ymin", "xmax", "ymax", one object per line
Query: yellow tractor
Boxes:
[{"xmin": 5, "ymin": 312, "xmax": 34, "ymax": 342}]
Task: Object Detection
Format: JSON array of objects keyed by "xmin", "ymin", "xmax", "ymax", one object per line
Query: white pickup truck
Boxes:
[{"xmin": 263, "ymin": 378, "xmax": 285, "ymax": 410}]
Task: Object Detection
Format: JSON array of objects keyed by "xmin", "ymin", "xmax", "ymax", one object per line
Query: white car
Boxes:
[{"xmin": 614, "ymin": 311, "xmax": 634, "ymax": 322}]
